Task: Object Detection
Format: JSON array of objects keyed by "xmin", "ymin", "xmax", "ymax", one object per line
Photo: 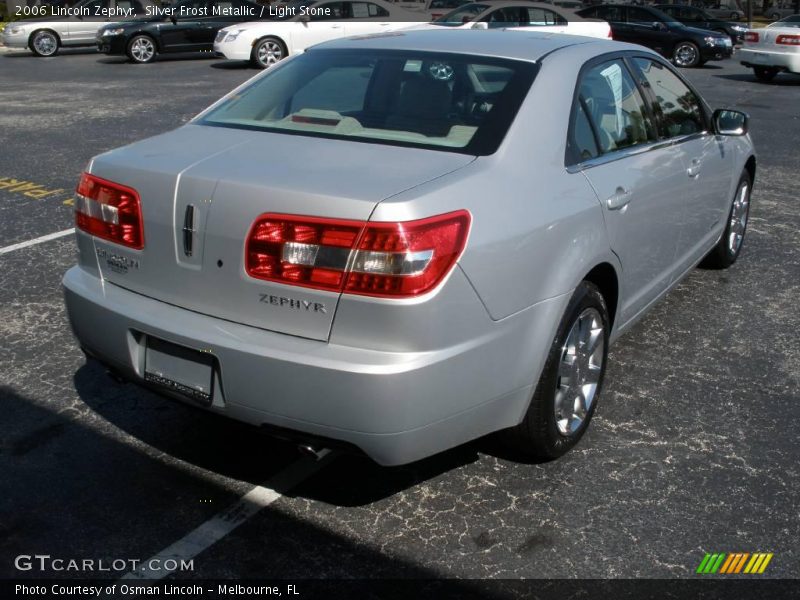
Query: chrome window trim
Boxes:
[{"xmin": 566, "ymin": 131, "xmax": 709, "ymax": 174}]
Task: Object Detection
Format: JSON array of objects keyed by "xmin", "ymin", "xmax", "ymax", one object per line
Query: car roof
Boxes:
[{"xmin": 313, "ymin": 29, "xmax": 612, "ymax": 62}]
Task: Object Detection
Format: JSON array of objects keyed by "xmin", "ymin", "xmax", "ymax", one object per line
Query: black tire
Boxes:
[
  {"xmin": 503, "ymin": 281, "xmax": 610, "ymax": 461},
  {"xmin": 753, "ymin": 66, "xmax": 779, "ymax": 82},
  {"xmin": 250, "ymin": 36, "xmax": 286, "ymax": 69},
  {"xmin": 29, "ymin": 29, "xmax": 59, "ymax": 57},
  {"xmin": 126, "ymin": 34, "xmax": 157, "ymax": 64},
  {"xmin": 672, "ymin": 41, "xmax": 701, "ymax": 68},
  {"xmin": 702, "ymin": 171, "xmax": 752, "ymax": 269}
]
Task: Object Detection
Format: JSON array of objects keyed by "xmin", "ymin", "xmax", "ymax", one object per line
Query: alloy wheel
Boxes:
[
  {"xmin": 554, "ymin": 307, "xmax": 605, "ymax": 436},
  {"xmin": 674, "ymin": 43, "xmax": 698, "ymax": 67},
  {"xmin": 130, "ymin": 37, "xmax": 155, "ymax": 63},
  {"xmin": 728, "ymin": 181, "xmax": 749, "ymax": 255},
  {"xmin": 33, "ymin": 32, "xmax": 57, "ymax": 56},
  {"xmin": 257, "ymin": 40, "xmax": 283, "ymax": 67}
]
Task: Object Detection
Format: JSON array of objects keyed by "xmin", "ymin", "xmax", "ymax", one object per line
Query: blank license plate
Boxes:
[{"xmin": 144, "ymin": 337, "xmax": 214, "ymax": 405}]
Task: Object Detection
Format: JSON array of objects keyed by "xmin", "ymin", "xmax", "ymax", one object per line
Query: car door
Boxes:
[
  {"xmin": 572, "ymin": 57, "xmax": 687, "ymax": 323},
  {"xmin": 159, "ymin": 0, "xmax": 209, "ymax": 50},
  {"xmin": 625, "ymin": 7, "xmax": 674, "ymax": 56},
  {"xmin": 630, "ymin": 56, "xmax": 733, "ymax": 274},
  {"xmin": 67, "ymin": 0, "xmax": 111, "ymax": 43}
]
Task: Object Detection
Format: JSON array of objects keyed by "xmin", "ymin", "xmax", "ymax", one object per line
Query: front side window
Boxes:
[
  {"xmin": 350, "ymin": 2, "xmax": 390, "ymax": 18},
  {"xmin": 200, "ymin": 49, "xmax": 536, "ymax": 155},
  {"xmin": 632, "ymin": 57, "xmax": 705, "ymax": 138},
  {"xmin": 577, "ymin": 59, "xmax": 655, "ymax": 154},
  {"xmin": 435, "ymin": 3, "xmax": 489, "ymax": 25}
]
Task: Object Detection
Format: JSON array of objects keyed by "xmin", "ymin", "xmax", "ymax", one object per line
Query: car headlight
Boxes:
[
  {"xmin": 102, "ymin": 28, "xmax": 126, "ymax": 36},
  {"xmin": 704, "ymin": 35, "xmax": 722, "ymax": 46},
  {"xmin": 224, "ymin": 29, "xmax": 245, "ymax": 42},
  {"xmin": 732, "ymin": 25, "xmax": 747, "ymax": 32},
  {"xmin": 8, "ymin": 26, "xmax": 24, "ymax": 35}
]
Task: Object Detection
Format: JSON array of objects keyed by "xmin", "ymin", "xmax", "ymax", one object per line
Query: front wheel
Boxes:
[
  {"xmin": 672, "ymin": 41, "xmax": 701, "ymax": 68},
  {"xmin": 702, "ymin": 171, "xmax": 752, "ymax": 269},
  {"xmin": 127, "ymin": 35, "xmax": 157, "ymax": 64},
  {"xmin": 753, "ymin": 66, "xmax": 779, "ymax": 82},
  {"xmin": 30, "ymin": 30, "xmax": 59, "ymax": 57},
  {"xmin": 251, "ymin": 37, "xmax": 286, "ymax": 69},
  {"xmin": 503, "ymin": 281, "xmax": 610, "ymax": 461}
]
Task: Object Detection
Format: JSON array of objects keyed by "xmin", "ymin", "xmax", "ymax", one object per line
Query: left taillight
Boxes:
[
  {"xmin": 75, "ymin": 172, "xmax": 144, "ymax": 250},
  {"xmin": 245, "ymin": 210, "xmax": 471, "ymax": 299}
]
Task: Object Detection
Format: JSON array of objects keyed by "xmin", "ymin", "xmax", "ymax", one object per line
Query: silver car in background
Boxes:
[
  {"xmin": 2, "ymin": 0, "xmax": 154, "ymax": 56},
  {"xmin": 63, "ymin": 30, "xmax": 756, "ymax": 466}
]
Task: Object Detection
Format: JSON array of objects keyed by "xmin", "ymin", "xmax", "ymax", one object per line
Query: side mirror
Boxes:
[
  {"xmin": 713, "ymin": 108, "xmax": 748, "ymax": 136},
  {"xmin": 651, "ymin": 21, "xmax": 664, "ymax": 30},
  {"xmin": 471, "ymin": 21, "xmax": 488, "ymax": 29},
  {"xmin": 299, "ymin": 14, "xmax": 310, "ymax": 24},
  {"xmin": 461, "ymin": 15, "xmax": 471, "ymax": 23},
  {"xmin": 170, "ymin": 15, "xmax": 177, "ymax": 25}
]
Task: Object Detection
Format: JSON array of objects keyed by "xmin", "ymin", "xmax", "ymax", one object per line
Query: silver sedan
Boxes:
[{"xmin": 63, "ymin": 30, "xmax": 756, "ymax": 466}]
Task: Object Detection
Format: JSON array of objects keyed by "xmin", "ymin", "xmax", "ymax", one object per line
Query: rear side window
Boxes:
[
  {"xmin": 568, "ymin": 101, "xmax": 600, "ymax": 163},
  {"xmin": 576, "ymin": 59, "xmax": 655, "ymax": 155},
  {"xmin": 626, "ymin": 7, "xmax": 657, "ymax": 23},
  {"xmin": 631, "ymin": 57, "xmax": 705, "ymax": 138},
  {"xmin": 526, "ymin": 8, "xmax": 566, "ymax": 25}
]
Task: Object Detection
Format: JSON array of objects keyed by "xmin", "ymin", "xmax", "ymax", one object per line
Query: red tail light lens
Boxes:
[
  {"xmin": 607, "ymin": 28, "xmax": 613, "ymax": 39},
  {"xmin": 776, "ymin": 34, "xmax": 800, "ymax": 45},
  {"xmin": 744, "ymin": 31, "xmax": 759, "ymax": 43},
  {"xmin": 245, "ymin": 211, "xmax": 471, "ymax": 298},
  {"xmin": 75, "ymin": 173, "xmax": 144, "ymax": 249}
]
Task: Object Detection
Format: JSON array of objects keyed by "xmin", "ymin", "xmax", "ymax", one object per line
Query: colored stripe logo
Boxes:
[{"xmin": 696, "ymin": 552, "xmax": 773, "ymax": 574}]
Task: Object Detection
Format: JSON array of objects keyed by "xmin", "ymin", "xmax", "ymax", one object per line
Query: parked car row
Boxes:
[{"xmin": 3, "ymin": 0, "xmax": 798, "ymax": 80}]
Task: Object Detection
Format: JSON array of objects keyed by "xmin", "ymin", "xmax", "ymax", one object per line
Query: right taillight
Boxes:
[
  {"xmin": 744, "ymin": 31, "xmax": 759, "ymax": 43},
  {"xmin": 245, "ymin": 211, "xmax": 471, "ymax": 299},
  {"xmin": 75, "ymin": 172, "xmax": 144, "ymax": 249},
  {"xmin": 776, "ymin": 34, "xmax": 800, "ymax": 45}
]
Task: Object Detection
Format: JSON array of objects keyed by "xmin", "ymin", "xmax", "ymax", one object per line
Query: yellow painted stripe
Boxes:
[
  {"xmin": 720, "ymin": 554, "xmax": 736, "ymax": 574},
  {"xmin": 745, "ymin": 553, "xmax": 762, "ymax": 574},
  {"xmin": 734, "ymin": 553, "xmax": 750, "ymax": 573},
  {"xmin": 758, "ymin": 553, "xmax": 773, "ymax": 574}
]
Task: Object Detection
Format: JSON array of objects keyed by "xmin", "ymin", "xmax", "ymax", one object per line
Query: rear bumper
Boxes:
[
  {"xmin": 63, "ymin": 265, "xmax": 566, "ymax": 465},
  {"xmin": 739, "ymin": 48, "xmax": 800, "ymax": 73}
]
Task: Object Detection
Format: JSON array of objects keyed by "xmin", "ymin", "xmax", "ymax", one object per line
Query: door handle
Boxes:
[
  {"xmin": 687, "ymin": 158, "xmax": 701, "ymax": 178},
  {"xmin": 606, "ymin": 186, "xmax": 632, "ymax": 211}
]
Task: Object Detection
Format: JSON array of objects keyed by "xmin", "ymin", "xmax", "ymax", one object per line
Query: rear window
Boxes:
[{"xmin": 199, "ymin": 49, "xmax": 537, "ymax": 155}]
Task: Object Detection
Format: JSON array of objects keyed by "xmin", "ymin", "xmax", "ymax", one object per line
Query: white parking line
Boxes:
[
  {"xmin": 0, "ymin": 228, "xmax": 74, "ymax": 255},
  {"xmin": 122, "ymin": 450, "xmax": 334, "ymax": 580}
]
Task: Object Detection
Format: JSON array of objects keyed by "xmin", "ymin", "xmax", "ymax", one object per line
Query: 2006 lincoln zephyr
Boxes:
[{"xmin": 63, "ymin": 30, "xmax": 756, "ymax": 466}]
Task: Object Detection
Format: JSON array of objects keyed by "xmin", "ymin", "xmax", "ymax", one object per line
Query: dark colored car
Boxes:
[
  {"xmin": 578, "ymin": 4, "xmax": 732, "ymax": 67},
  {"xmin": 656, "ymin": 4, "xmax": 748, "ymax": 44},
  {"xmin": 96, "ymin": 0, "xmax": 268, "ymax": 63}
]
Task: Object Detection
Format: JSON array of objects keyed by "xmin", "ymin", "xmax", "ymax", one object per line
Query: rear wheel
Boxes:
[
  {"xmin": 672, "ymin": 41, "xmax": 701, "ymax": 68},
  {"xmin": 503, "ymin": 281, "xmax": 609, "ymax": 461},
  {"xmin": 29, "ymin": 30, "xmax": 59, "ymax": 57},
  {"xmin": 753, "ymin": 66, "xmax": 779, "ymax": 82},
  {"xmin": 127, "ymin": 34, "xmax": 157, "ymax": 64},
  {"xmin": 251, "ymin": 37, "xmax": 286, "ymax": 69},
  {"xmin": 702, "ymin": 171, "xmax": 752, "ymax": 269}
]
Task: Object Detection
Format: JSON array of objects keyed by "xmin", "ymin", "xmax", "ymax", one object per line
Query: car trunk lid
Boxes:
[{"xmin": 86, "ymin": 124, "xmax": 474, "ymax": 341}]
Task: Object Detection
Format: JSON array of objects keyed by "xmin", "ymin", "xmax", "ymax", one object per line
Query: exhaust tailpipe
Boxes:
[{"xmin": 297, "ymin": 444, "xmax": 331, "ymax": 461}]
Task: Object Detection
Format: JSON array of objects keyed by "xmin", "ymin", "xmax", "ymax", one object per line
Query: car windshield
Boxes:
[
  {"xmin": 434, "ymin": 3, "xmax": 489, "ymax": 25},
  {"xmin": 199, "ymin": 49, "xmax": 537, "ymax": 155}
]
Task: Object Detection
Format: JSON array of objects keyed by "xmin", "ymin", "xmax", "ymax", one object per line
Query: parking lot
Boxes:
[{"xmin": 0, "ymin": 45, "xmax": 798, "ymax": 588}]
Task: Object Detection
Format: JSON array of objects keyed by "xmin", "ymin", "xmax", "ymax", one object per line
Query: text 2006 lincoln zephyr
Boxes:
[{"xmin": 63, "ymin": 30, "xmax": 755, "ymax": 466}]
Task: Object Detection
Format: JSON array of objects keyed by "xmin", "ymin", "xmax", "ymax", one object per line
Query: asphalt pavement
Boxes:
[{"xmin": 0, "ymin": 47, "xmax": 798, "ymax": 587}]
